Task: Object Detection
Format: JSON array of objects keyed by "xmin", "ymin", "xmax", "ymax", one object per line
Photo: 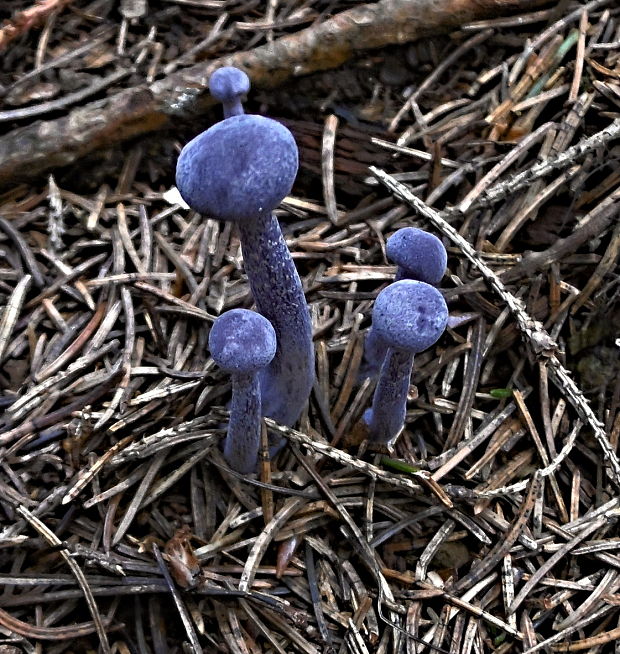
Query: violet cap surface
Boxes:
[
  {"xmin": 175, "ymin": 114, "xmax": 298, "ymax": 221},
  {"xmin": 372, "ymin": 279, "xmax": 448, "ymax": 353},
  {"xmin": 386, "ymin": 227, "xmax": 447, "ymax": 285},
  {"xmin": 209, "ymin": 309, "xmax": 276, "ymax": 373},
  {"xmin": 209, "ymin": 66, "xmax": 250, "ymax": 118}
]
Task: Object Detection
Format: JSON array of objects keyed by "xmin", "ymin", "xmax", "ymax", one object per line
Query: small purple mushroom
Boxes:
[
  {"xmin": 209, "ymin": 309, "xmax": 276, "ymax": 473},
  {"xmin": 387, "ymin": 227, "xmax": 447, "ymax": 284},
  {"xmin": 176, "ymin": 69, "xmax": 314, "ymax": 428},
  {"xmin": 363, "ymin": 280, "xmax": 448, "ymax": 444},
  {"xmin": 209, "ymin": 66, "xmax": 250, "ymax": 119},
  {"xmin": 361, "ymin": 228, "xmax": 447, "ymax": 380}
]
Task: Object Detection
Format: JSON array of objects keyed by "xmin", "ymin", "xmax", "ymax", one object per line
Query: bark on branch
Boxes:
[
  {"xmin": 0, "ymin": 0, "xmax": 550, "ymax": 190},
  {"xmin": 0, "ymin": 0, "xmax": 74, "ymax": 52}
]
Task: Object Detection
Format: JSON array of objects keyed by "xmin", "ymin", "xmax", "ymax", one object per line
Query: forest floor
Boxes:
[{"xmin": 0, "ymin": 0, "xmax": 620, "ymax": 652}]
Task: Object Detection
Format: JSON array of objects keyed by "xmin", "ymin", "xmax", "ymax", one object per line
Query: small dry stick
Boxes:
[
  {"xmin": 14, "ymin": 504, "xmax": 112, "ymax": 652},
  {"xmin": 152, "ymin": 543, "xmax": 202, "ymax": 652},
  {"xmin": 259, "ymin": 416, "xmax": 458, "ymax": 504},
  {"xmin": 508, "ymin": 516, "xmax": 606, "ymax": 615},
  {"xmin": 457, "ymin": 121, "xmax": 555, "ymax": 213},
  {"xmin": 0, "ymin": 274, "xmax": 31, "ymax": 361},
  {"xmin": 568, "ymin": 10, "xmax": 588, "ymax": 102},
  {"xmin": 0, "ymin": 606, "xmax": 111, "ymax": 641},
  {"xmin": 389, "ymin": 28, "xmax": 494, "ymax": 133},
  {"xmin": 570, "ymin": 221, "xmax": 620, "ymax": 314},
  {"xmin": 452, "ymin": 471, "xmax": 542, "ymax": 593},
  {"xmin": 551, "ymin": 624, "xmax": 620, "ymax": 651},
  {"xmin": 447, "ymin": 117, "xmax": 620, "ymax": 213},
  {"xmin": 322, "ymin": 114, "xmax": 341, "ymax": 225},
  {"xmin": 259, "ymin": 421, "xmax": 274, "ymax": 524}
]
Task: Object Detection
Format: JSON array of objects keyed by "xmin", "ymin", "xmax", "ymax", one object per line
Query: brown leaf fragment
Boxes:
[{"xmin": 164, "ymin": 525, "xmax": 201, "ymax": 589}]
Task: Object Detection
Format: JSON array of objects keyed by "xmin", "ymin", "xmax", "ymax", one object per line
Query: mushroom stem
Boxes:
[
  {"xmin": 225, "ymin": 371, "xmax": 262, "ymax": 474},
  {"xmin": 222, "ymin": 97, "xmax": 244, "ymax": 119},
  {"xmin": 358, "ymin": 327, "xmax": 385, "ymax": 379},
  {"xmin": 238, "ymin": 212, "xmax": 314, "ymax": 426},
  {"xmin": 394, "ymin": 268, "xmax": 408, "ymax": 282},
  {"xmin": 364, "ymin": 348, "xmax": 413, "ymax": 444}
]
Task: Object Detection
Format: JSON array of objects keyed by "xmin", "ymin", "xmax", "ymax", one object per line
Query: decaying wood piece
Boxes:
[{"xmin": 0, "ymin": 0, "xmax": 550, "ymax": 189}]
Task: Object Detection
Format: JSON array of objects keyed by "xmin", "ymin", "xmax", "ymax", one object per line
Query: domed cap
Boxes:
[
  {"xmin": 209, "ymin": 67, "xmax": 250, "ymax": 118},
  {"xmin": 209, "ymin": 67, "xmax": 250, "ymax": 105},
  {"xmin": 386, "ymin": 227, "xmax": 447, "ymax": 285},
  {"xmin": 209, "ymin": 309, "xmax": 276, "ymax": 373},
  {"xmin": 176, "ymin": 114, "xmax": 298, "ymax": 221},
  {"xmin": 372, "ymin": 280, "xmax": 448, "ymax": 353}
]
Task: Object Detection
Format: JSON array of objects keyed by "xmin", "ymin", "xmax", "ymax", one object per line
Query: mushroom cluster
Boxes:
[{"xmin": 176, "ymin": 66, "xmax": 448, "ymax": 468}]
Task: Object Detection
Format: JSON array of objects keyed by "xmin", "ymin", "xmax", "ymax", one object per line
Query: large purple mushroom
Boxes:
[
  {"xmin": 361, "ymin": 227, "xmax": 447, "ymax": 380},
  {"xmin": 363, "ymin": 280, "xmax": 448, "ymax": 444},
  {"xmin": 209, "ymin": 309, "xmax": 276, "ymax": 473},
  {"xmin": 176, "ymin": 69, "xmax": 314, "ymax": 428}
]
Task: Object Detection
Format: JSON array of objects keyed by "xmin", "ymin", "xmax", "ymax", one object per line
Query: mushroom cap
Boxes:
[
  {"xmin": 176, "ymin": 114, "xmax": 298, "ymax": 221},
  {"xmin": 372, "ymin": 280, "xmax": 448, "ymax": 353},
  {"xmin": 386, "ymin": 227, "xmax": 447, "ymax": 285},
  {"xmin": 209, "ymin": 66, "xmax": 250, "ymax": 104},
  {"xmin": 209, "ymin": 309, "xmax": 276, "ymax": 373}
]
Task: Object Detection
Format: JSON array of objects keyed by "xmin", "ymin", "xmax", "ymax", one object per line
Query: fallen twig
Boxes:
[{"xmin": 0, "ymin": 0, "xmax": 550, "ymax": 189}]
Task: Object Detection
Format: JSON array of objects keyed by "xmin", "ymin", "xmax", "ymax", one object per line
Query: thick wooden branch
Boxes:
[{"xmin": 0, "ymin": 0, "xmax": 550, "ymax": 189}]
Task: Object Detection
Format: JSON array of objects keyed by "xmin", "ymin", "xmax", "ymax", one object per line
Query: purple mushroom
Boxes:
[
  {"xmin": 361, "ymin": 228, "xmax": 447, "ymax": 380},
  {"xmin": 363, "ymin": 280, "xmax": 448, "ymax": 444},
  {"xmin": 387, "ymin": 227, "xmax": 447, "ymax": 284},
  {"xmin": 209, "ymin": 309, "xmax": 276, "ymax": 473},
  {"xmin": 209, "ymin": 66, "xmax": 250, "ymax": 119},
  {"xmin": 176, "ymin": 70, "xmax": 314, "ymax": 428}
]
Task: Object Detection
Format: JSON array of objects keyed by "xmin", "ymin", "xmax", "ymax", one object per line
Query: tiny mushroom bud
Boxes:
[
  {"xmin": 176, "ymin": 69, "xmax": 314, "ymax": 428},
  {"xmin": 209, "ymin": 309, "xmax": 276, "ymax": 473},
  {"xmin": 208, "ymin": 66, "xmax": 250, "ymax": 118},
  {"xmin": 363, "ymin": 280, "xmax": 448, "ymax": 444},
  {"xmin": 361, "ymin": 227, "xmax": 447, "ymax": 380}
]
